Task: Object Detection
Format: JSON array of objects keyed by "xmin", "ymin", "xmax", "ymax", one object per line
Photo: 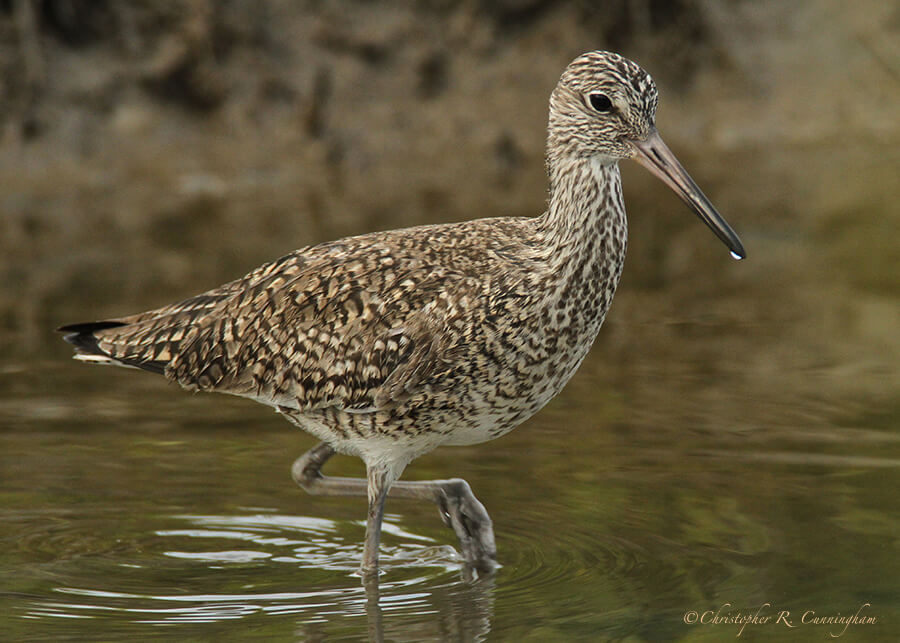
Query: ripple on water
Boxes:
[
  {"xmin": 16, "ymin": 501, "xmax": 740, "ymax": 636},
  {"xmin": 491, "ymin": 503, "xmax": 740, "ymax": 624},
  {"xmin": 22, "ymin": 511, "xmax": 488, "ymax": 628},
  {"xmin": 496, "ymin": 512, "xmax": 633, "ymax": 604},
  {"xmin": 156, "ymin": 512, "xmax": 461, "ymax": 573}
]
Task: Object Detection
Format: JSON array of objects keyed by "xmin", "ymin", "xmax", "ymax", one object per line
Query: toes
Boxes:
[{"xmin": 436, "ymin": 480, "xmax": 498, "ymax": 567}]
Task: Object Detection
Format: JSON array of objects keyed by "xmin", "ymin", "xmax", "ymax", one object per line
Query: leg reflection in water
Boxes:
[{"xmin": 361, "ymin": 571, "xmax": 496, "ymax": 643}]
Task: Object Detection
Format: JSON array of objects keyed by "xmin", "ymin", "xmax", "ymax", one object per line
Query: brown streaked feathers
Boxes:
[{"xmin": 61, "ymin": 219, "xmax": 533, "ymax": 415}]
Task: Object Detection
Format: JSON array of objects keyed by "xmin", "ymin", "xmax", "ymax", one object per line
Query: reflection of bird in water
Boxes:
[
  {"xmin": 59, "ymin": 51, "xmax": 744, "ymax": 577},
  {"xmin": 357, "ymin": 573, "xmax": 496, "ymax": 642}
]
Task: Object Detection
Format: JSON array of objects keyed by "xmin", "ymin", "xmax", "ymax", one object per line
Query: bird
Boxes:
[{"xmin": 59, "ymin": 51, "xmax": 744, "ymax": 577}]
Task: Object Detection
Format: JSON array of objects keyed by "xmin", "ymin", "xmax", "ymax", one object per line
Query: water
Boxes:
[
  {"xmin": 3, "ymin": 272, "xmax": 898, "ymax": 641},
  {"xmin": 2, "ymin": 135, "xmax": 898, "ymax": 640}
]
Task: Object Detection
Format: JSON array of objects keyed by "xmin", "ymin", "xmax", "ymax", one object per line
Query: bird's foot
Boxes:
[{"xmin": 436, "ymin": 479, "xmax": 498, "ymax": 574}]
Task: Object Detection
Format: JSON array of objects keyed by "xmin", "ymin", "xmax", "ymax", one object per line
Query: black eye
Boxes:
[{"xmin": 588, "ymin": 93, "xmax": 613, "ymax": 113}]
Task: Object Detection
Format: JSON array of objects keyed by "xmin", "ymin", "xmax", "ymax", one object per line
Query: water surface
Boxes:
[
  {"xmin": 2, "ymin": 265, "xmax": 897, "ymax": 640},
  {"xmin": 2, "ymin": 123, "xmax": 899, "ymax": 641}
]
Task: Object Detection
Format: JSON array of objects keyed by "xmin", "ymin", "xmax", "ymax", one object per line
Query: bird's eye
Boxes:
[{"xmin": 588, "ymin": 93, "xmax": 613, "ymax": 113}]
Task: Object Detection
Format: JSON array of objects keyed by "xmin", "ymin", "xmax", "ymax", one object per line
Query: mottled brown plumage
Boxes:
[{"xmin": 60, "ymin": 51, "xmax": 744, "ymax": 576}]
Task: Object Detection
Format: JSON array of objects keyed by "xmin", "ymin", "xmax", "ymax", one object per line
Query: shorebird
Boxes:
[{"xmin": 59, "ymin": 51, "xmax": 744, "ymax": 576}]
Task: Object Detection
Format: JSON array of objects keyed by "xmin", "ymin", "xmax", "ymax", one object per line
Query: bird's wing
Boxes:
[{"xmin": 72, "ymin": 238, "xmax": 471, "ymax": 412}]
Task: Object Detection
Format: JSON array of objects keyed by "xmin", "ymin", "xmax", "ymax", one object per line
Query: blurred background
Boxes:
[{"xmin": 1, "ymin": 1, "xmax": 898, "ymax": 640}]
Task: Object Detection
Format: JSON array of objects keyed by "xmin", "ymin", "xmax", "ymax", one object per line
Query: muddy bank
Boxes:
[{"xmin": 0, "ymin": 0, "xmax": 897, "ymax": 359}]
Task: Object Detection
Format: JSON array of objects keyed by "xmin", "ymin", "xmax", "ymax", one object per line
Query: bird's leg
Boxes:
[
  {"xmin": 292, "ymin": 442, "xmax": 498, "ymax": 573},
  {"xmin": 361, "ymin": 463, "xmax": 392, "ymax": 576},
  {"xmin": 292, "ymin": 442, "xmax": 349, "ymax": 495},
  {"xmin": 421, "ymin": 478, "xmax": 497, "ymax": 574}
]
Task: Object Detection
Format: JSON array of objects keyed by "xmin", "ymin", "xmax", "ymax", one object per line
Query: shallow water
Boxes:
[
  {"xmin": 2, "ymin": 125, "xmax": 899, "ymax": 640},
  {"xmin": 3, "ymin": 1, "xmax": 899, "ymax": 635},
  {"xmin": 3, "ymin": 271, "xmax": 899, "ymax": 641}
]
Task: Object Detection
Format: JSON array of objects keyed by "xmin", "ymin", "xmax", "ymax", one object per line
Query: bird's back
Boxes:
[{"xmin": 62, "ymin": 217, "xmax": 548, "ymax": 423}]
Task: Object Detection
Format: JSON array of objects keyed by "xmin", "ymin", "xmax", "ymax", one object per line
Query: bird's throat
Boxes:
[{"xmin": 540, "ymin": 157, "xmax": 627, "ymax": 288}]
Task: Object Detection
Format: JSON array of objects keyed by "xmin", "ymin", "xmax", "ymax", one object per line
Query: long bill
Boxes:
[{"xmin": 630, "ymin": 129, "xmax": 745, "ymax": 260}]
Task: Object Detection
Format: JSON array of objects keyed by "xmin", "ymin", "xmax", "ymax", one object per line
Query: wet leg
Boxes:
[
  {"xmin": 292, "ymin": 442, "xmax": 498, "ymax": 573},
  {"xmin": 360, "ymin": 463, "xmax": 395, "ymax": 576}
]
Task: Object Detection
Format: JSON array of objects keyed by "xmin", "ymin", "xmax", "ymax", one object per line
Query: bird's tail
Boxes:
[
  {"xmin": 58, "ymin": 319, "xmax": 177, "ymax": 375},
  {"xmin": 57, "ymin": 278, "xmax": 245, "ymax": 377}
]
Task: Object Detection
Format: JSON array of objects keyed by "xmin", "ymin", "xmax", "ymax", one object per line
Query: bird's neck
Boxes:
[
  {"xmin": 538, "ymin": 155, "xmax": 628, "ymax": 280},
  {"xmin": 523, "ymin": 154, "xmax": 628, "ymax": 382}
]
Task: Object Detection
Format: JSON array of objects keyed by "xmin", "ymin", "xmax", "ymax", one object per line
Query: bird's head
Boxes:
[
  {"xmin": 549, "ymin": 51, "xmax": 745, "ymax": 260},
  {"xmin": 549, "ymin": 50, "xmax": 658, "ymax": 162}
]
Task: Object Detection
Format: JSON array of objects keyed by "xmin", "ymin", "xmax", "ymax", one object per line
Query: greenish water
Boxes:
[
  {"xmin": 1, "ymin": 1, "xmax": 898, "ymax": 637},
  {"xmin": 2, "ymin": 266, "xmax": 898, "ymax": 641},
  {"xmin": 1, "ymin": 144, "xmax": 898, "ymax": 641}
]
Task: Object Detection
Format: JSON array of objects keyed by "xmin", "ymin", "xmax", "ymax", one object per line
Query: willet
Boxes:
[{"xmin": 59, "ymin": 51, "xmax": 744, "ymax": 576}]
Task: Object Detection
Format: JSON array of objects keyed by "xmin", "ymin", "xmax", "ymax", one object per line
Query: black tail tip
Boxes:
[
  {"xmin": 57, "ymin": 320, "xmax": 166, "ymax": 375},
  {"xmin": 57, "ymin": 321, "xmax": 127, "ymax": 335},
  {"xmin": 57, "ymin": 320, "xmax": 126, "ymax": 352}
]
